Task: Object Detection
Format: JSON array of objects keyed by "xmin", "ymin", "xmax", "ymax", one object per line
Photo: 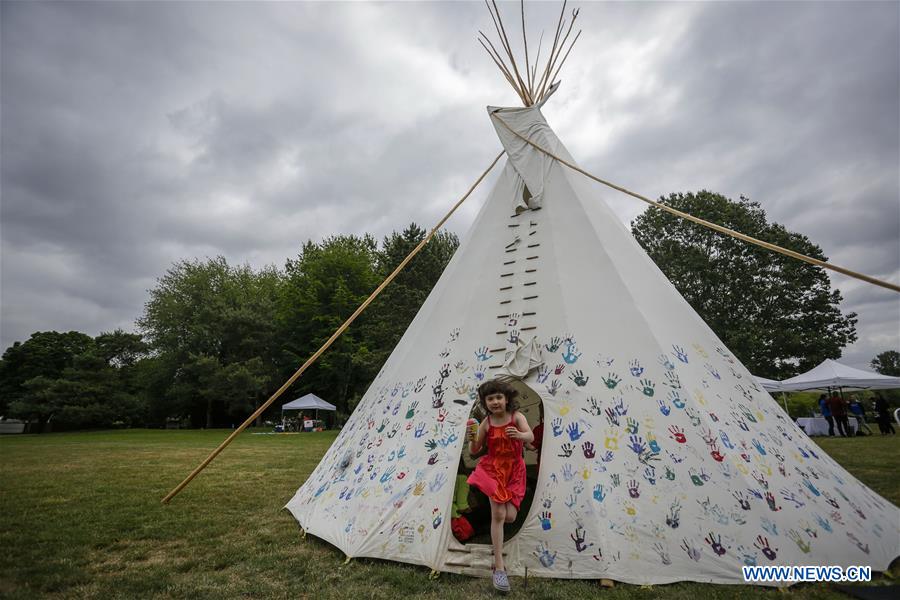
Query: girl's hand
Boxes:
[{"xmin": 505, "ymin": 426, "xmax": 523, "ymax": 439}]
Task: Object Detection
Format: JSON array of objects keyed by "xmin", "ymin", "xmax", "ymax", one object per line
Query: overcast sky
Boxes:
[{"xmin": 2, "ymin": 1, "xmax": 898, "ymax": 371}]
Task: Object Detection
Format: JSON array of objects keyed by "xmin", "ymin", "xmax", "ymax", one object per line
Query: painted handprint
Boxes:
[
  {"xmin": 754, "ymin": 535, "xmax": 777, "ymax": 560},
  {"xmin": 582, "ymin": 441, "xmax": 595, "ymax": 459},
  {"xmin": 572, "ymin": 527, "xmax": 594, "ymax": 552},
  {"xmin": 639, "ymin": 378, "xmax": 656, "ymax": 397},
  {"xmin": 628, "ymin": 359, "xmax": 644, "ymax": 377},
  {"xmin": 537, "ymin": 364, "xmax": 550, "ymax": 384},
  {"xmin": 669, "ymin": 389, "xmax": 686, "ymax": 409},
  {"xmin": 562, "ymin": 342, "xmax": 582, "ymax": 364},
  {"xmin": 604, "ymin": 428, "xmax": 620, "ymax": 451},
  {"xmin": 627, "ymin": 479, "xmax": 640, "ymax": 499},
  {"xmin": 540, "ymin": 511, "xmax": 552, "ymax": 530},
  {"xmin": 546, "ymin": 379, "xmax": 562, "ymax": 396},
  {"xmin": 657, "ymin": 398, "xmax": 671, "ymax": 416},
  {"xmin": 652, "ymin": 542, "xmax": 672, "ymax": 565},
  {"xmin": 551, "ymin": 417, "xmax": 563, "ymax": 437},
  {"xmin": 474, "ymin": 346, "xmax": 491, "ymax": 362},
  {"xmin": 681, "ymin": 539, "xmax": 701, "ymax": 561},
  {"xmin": 544, "ymin": 337, "xmax": 562, "ymax": 353},
  {"xmin": 704, "ymin": 531, "xmax": 727, "ymax": 556},
  {"xmin": 627, "ymin": 435, "xmax": 646, "ymax": 455},
  {"xmin": 569, "ymin": 370, "xmax": 589, "ymax": 386},
  {"xmin": 788, "ymin": 529, "xmax": 811, "ymax": 553},
  {"xmin": 558, "ymin": 443, "xmax": 574, "ymax": 458},
  {"xmin": 583, "ymin": 396, "xmax": 602, "ymax": 416},
  {"xmin": 658, "ymin": 354, "xmax": 675, "ymax": 371},
  {"xmin": 668, "ymin": 425, "xmax": 686, "ymax": 443},
  {"xmin": 664, "ymin": 371, "xmax": 682, "ymax": 389},
  {"xmin": 567, "ymin": 422, "xmax": 585, "ymax": 441},
  {"xmin": 533, "ymin": 542, "xmax": 557, "ymax": 568},
  {"xmin": 666, "ymin": 499, "xmax": 681, "ymax": 529},
  {"xmin": 602, "ymin": 372, "xmax": 621, "ymax": 389},
  {"xmin": 405, "ymin": 401, "xmax": 418, "ymax": 419},
  {"xmin": 672, "ymin": 344, "xmax": 689, "ymax": 363}
]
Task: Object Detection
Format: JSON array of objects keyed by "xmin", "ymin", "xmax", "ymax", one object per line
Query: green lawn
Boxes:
[{"xmin": 1, "ymin": 429, "xmax": 897, "ymax": 599}]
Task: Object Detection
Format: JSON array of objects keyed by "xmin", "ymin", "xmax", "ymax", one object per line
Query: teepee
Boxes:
[{"xmin": 285, "ymin": 6, "xmax": 899, "ymax": 586}]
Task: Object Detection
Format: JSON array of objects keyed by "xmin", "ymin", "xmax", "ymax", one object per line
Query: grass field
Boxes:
[{"xmin": 1, "ymin": 429, "xmax": 897, "ymax": 599}]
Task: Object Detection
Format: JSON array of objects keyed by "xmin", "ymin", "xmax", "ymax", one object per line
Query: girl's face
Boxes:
[{"xmin": 484, "ymin": 392, "xmax": 508, "ymax": 415}]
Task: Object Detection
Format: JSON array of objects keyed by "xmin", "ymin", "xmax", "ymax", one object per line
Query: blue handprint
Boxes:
[
  {"xmin": 657, "ymin": 398, "xmax": 671, "ymax": 416},
  {"xmin": 474, "ymin": 346, "xmax": 491, "ymax": 362},
  {"xmin": 669, "ymin": 390, "xmax": 686, "ymax": 409},
  {"xmin": 533, "ymin": 542, "xmax": 557, "ymax": 568},
  {"xmin": 551, "ymin": 417, "xmax": 563, "ymax": 437},
  {"xmin": 567, "ymin": 422, "xmax": 584, "ymax": 441},
  {"xmin": 593, "ymin": 484, "xmax": 606, "ymax": 502},
  {"xmin": 629, "ymin": 359, "xmax": 644, "ymax": 377},
  {"xmin": 648, "ymin": 437, "xmax": 661, "ymax": 454},
  {"xmin": 537, "ymin": 364, "xmax": 550, "ymax": 384},
  {"xmin": 562, "ymin": 343, "xmax": 582, "ymax": 364},
  {"xmin": 719, "ymin": 430, "xmax": 735, "ymax": 450},
  {"xmin": 561, "ymin": 463, "xmax": 575, "ymax": 481},
  {"xmin": 540, "ymin": 511, "xmax": 552, "ymax": 530},
  {"xmin": 672, "ymin": 344, "xmax": 689, "ymax": 363},
  {"xmin": 752, "ymin": 438, "xmax": 766, "ymax": 456},
  {"xmin": 414, "ymin": 422, "xmax": 426, "ymax": 438},
  {"xmin": 658, "ymin": 354, "xmax": 675, "ymax": 370},
  {"xmin": 628, "ymin": 435, "xmax": 646, "ymax": 455}
]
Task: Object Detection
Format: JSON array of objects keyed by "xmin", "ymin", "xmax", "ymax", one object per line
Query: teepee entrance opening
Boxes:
[{"xmin": 449, "ymin": 379, "xmax": 544, "ymax": 570}]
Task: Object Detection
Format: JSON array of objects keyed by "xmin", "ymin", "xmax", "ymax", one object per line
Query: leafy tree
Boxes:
[
  {"xmin": 3, "ymin": 330, "xmax": 147, "ymax": 428},
  {"xmin": 631, "ymin": 191, "xmax": 857, "ymax": 378},
  {"xmin": 276, "ymin": 235, "xmax": 380, "ymax": 415},
  {"xmin": 364, "ymin": 224, "xmax": 459, "ymax": 374},
  {"xmin": 871, "ymin": 350, "xmax": 900, "ymax": 376},
  {"xmin": 138, "ymin": 257, "xmax": 280, "ymax": 427},
  {"xmin": 0, "ymin": 331, "xmax": 93, "ymax": 419}
]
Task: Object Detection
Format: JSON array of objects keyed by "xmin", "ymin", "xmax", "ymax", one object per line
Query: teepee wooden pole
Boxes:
[
  {"xmin": 491, "ymin": 113, "xmax": 900, "ymax": 294},
  {"xmin": 161, "ymin": 150, "xmax": 506, "ymax": 504}
]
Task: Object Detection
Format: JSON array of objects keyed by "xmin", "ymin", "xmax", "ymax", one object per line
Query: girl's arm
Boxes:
[
  {"xmin": 469, "ymin": 419, "xmax": 488, "ymax": 455},
  {"xmin": 509, "ymin": 412, "xmax": 534, "ymax": 443}
]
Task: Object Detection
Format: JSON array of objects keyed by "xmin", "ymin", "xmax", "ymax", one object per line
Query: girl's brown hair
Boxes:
[{"xmin": 477, "ymin": 380, "xmax": 519, "ymax": 414}]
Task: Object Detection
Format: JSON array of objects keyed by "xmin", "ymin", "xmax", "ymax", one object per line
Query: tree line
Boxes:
[
  {"xmin": 1, "ymin": 224, "xmax": 459, "ymax": 430},
  {"xmin": 2, "ymin": 192, "xmax": 888, "ymax": 430}
]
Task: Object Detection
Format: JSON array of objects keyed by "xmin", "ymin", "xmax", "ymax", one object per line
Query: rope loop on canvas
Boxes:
[
  {"xmin": 160, "ymin": 150, "xmax": 506, "ymax": 504},
  {"xmin": 491, "ymin": 114, "xmax": 900, "ymax": 294}
]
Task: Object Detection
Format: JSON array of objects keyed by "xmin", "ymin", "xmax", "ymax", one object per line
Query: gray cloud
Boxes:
[{"xmin": 2, "ymin": 1, "xmax": 897, "ymax": 371}]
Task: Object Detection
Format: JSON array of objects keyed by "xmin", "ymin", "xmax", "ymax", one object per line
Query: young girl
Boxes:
[{"xmin": 467, "ymin": 380, "xmax": 533, "ymax": 593}]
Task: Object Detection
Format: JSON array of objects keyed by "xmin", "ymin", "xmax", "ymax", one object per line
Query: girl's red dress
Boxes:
[{"xmin": 467, "ymin": 412, "xmax": 527, "ymax": 509}]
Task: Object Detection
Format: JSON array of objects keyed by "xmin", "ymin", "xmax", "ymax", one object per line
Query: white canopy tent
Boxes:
[
  {"xmin": 779, "ymin": 359, "xmax": 900, "ymax": 392},
  {"xmin": 753, "ymin": 375, "xmax": 784, "ymax": 393},
  {"xmin": 281, "ymin": 394, "xmax": 336, "ymax": 422}
]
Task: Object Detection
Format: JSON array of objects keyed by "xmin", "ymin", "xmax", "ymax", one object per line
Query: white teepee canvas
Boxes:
[{"xmin": 285, "ymin": 101, "xmax": 900, "ymax": 585}]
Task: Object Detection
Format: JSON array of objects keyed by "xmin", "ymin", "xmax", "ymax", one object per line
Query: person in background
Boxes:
[
  {"xmin": 828, "ymin": 393, "xmax": 850, "ymax": 437},
  {"xmin": 848, "ymin": 396, "xmax": 873, "ymax": 435},
  {"xmin": 818, "ymin": 394, "xmax": 835, "ymax": 436},
  {"xmin": 874, "ymin": 393, "xmax": 896, "ymax": 435}
]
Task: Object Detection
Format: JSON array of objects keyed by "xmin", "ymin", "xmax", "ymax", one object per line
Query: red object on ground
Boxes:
[{"xmin": 451, "ymin": 515, "xmax": 474, "ymax": 542}]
